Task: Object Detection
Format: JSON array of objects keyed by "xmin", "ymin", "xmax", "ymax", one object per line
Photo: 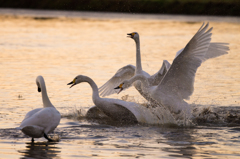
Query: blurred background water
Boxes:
[{"xmin": 0, "ymin": 9, "xmax": 240, "ymax": 158}]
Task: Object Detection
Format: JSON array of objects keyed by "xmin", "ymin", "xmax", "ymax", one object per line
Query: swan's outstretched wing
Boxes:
[
  {"xmin": 147, "ymin": 42, "xmax": 229, "ymax": 87},
  {"xmin": 175, "ymin": 43, "xmax": 229, "ymax": 60},
  {"xmin": 99, "ymin": 65, "xmax": 135, "ymax": 97},
  {"xmin": 147, "ymin": 60, "xmax": 171, "ymax": 86},
  {"xmin": 201, "ymin": 43, "xmax": 229, "ymax": 61},
  {"xmin": 157, "ymin": 22, "xmax": 212, "ymax": 100}
]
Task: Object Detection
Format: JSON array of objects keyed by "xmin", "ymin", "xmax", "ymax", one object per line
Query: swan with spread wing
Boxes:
[
  {"xmin": 98, "ymin": 32, "xmax": 170, "ymax": 98},
  {"xmin": 115, "ymin": 23, "xmax": 226, "ymax": 120},
  {"xmin": 99, "ymin": 29, "xmax": 229, "ymax": 100}
]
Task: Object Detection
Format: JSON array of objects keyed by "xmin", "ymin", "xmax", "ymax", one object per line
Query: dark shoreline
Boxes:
[
  {"xmin": 1, "ymin": 8, "xmax": 240, "ymax": 23},
  {"xmin": 0, "ymin": 0, "xmax": 240, "ymax": 16}
]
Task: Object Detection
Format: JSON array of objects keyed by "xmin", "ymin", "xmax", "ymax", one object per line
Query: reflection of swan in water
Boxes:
[
  {"xmin": 19, "ymin": 76, "xmax": 61, "ymax": 142},
  {"xmin": 68, "ymin": 75, "xmax": 176, "ymax": 125},
  {"xmin": 116, "ymin": 23, "xmax": 222, "ymax": 121},
  {"xmin": 99, "ymin": 31, "xmax": 229, "ymax": 100},
  {"xmin": 18, "ymin": 141, "xmax": 60, "ymax": 158}
]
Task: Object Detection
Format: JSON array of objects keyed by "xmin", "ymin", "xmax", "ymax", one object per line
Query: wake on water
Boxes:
[{"xmin": 61, "ymin": 95, "xmax": 240, "ymax": 127}]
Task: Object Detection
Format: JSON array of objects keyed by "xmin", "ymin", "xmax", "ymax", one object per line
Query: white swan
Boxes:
[
  {"xmin": 115, "ymin": 23, "xmax": 219, "ymax": 120},
  {"xmin": 99, "ymin": 32, "xmax": 169, "ymax": 98},
  {"xmin": 99, "ymin": 30, "xmax": 229, "ymax": 100},
  {"xmin": 67, "ymin": 75, "xmax": 176, "ymax": 125},
  {"xmin": 19, "ymin": 76, "xmax": 61, "ymax": 142}
]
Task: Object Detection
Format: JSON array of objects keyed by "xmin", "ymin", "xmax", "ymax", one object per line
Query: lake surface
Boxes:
[{"xmin": 0, "ymin": 9, "xmax": 240, "ymax": 158}]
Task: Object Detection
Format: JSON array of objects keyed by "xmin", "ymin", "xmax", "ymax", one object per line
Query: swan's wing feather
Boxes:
[
  {"xmin": 158, "ymin": 22, "xmax": 212, "ymax": 100},
  {"xmin": 21, "ymin": 108, "xmax": 43, "ymax": 123},
  {"xmin": 20, "ymin": 108, "xmax": 60, "ymax": 132},
  {"xmin": 175, "ymin": 42, "xmax": 229, "ymax": 61},
  {"xmin": 148, "ymin": 60, "xmax": 171, "ymax": 85},
  {"xmin": 99, "ymin": 65, "xmax": 135, "ymax": 97},
  {"xmin": 202, "ymin": 42, "xmax": 229, "ymax": 61},
  {"xmin": 175, "ymin": 48, "xmax": 184, "ymax": 58}
]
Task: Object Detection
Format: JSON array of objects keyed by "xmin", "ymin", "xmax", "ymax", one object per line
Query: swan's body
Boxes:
[
  {"xmin": 117, "ymin": 23, "xmax": 225, "ymax": 120},
  {"xmin": 68, "ymin": 75, "xmax": 176, "ymax": 125},
  {"xmin": 99, "ymin": 31, "xmax": 229, "ymax": 100},
  {"xmin": 19, "ymin": 76, "xmax": 61, "ymax": 142}
]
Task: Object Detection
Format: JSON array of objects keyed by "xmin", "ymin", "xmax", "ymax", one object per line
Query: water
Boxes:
[{"xmin": 0, "ymin": 9, "xmax": 240, "ymax": 158}]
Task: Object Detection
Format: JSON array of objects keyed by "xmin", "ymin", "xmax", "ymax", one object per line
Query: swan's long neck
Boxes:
[
  {"xmin": 39, "ymin": 78, "xmax": 53, "ymax": 108},
  {"xmin": 135, "ymin": 38, "xmax": 142, "ymax": 74},
  {"xmin": 84, "ymin": 77, "xmax": 101, "ymax": 105},
  {"xmin": 130, "ymin": 75, "xmax": 149, "ymax": 88}
]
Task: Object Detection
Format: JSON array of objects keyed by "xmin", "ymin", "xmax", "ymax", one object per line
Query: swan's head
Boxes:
[
  {"xmin": 36, "ymin": 76, "xmax": 43, "ymax": 92},
  {"xmin": 68, "ymin": 75, "xmax": 87, "ymax": 88},
  {"xmin": 114, "ymin": 80, "xmax": 131, "ymax": 94},
  {"xmin": 127, "ymin": 32, "xmax": 139, "ymax": 41}
]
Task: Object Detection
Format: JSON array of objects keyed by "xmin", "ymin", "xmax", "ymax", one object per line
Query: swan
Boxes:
[
  {"xmin": 99, "ymin": 29, "xmax": 229, "ymax": 100},
  {"xmin": 98, "ymin": 32, "xmax": 169, "ymax": 98},
  {"xmin": 19, "ymin": 76, "xmax": 61, "ymax": 142},
  {"xmin": 67, "ymin": 75, "xmax": 176, "ymax": 125},
  {"xmin": 115, "ymin": 23, "xmax": 219, "ymax": 120}
]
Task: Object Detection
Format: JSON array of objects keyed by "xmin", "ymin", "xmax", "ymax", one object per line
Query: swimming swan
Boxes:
[
  {"xmin": 68, "ymin": 75, "xmax": 176, "ymax": 125},
  {"xmin": 19, "ymin": 76, "xmax": 61, "ymax": 142},
  {"xmin": 115, "ymin": 23, "xmax": 218, "ymax": 120},
  {"xmin": 99, "ymin": 30, "xmax": 229, "ymax": 99}
]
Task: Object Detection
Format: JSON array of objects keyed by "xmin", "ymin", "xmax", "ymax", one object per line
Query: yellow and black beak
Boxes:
[
  {"xmin": 114, "ymin": 83, "xmax": 123, "ymax": 94},
  {"xmin": 67, "ymin": 78, "xmax": 76, "ymax": 88},
  {"xmin": 127, "ymin": 32, "xmax": 135, "ymax": 38}
]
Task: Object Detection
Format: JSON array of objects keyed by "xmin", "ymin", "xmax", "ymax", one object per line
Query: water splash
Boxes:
[
  {"xmin": 192, "ymin": 105, "xmax": 240, "ymax": 126},
  {"xmin": 61, "ymin": 106, "xmax": 86, "ymax": 120}
]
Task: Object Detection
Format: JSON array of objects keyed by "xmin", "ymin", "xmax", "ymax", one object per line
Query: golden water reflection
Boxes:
[{"xmin": 0, "ymin": 12, "xmax": 240, "ymax": 158}]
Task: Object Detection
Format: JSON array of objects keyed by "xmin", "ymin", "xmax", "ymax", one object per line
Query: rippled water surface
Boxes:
[{"xmin": 0, "ymin": 9, "xmax": 240, "ymax": 158}]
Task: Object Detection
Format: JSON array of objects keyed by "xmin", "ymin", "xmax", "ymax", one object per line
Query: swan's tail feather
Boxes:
[{"xmin": 21, "ymin": 125, "xmax": 44, "ymax": 138}]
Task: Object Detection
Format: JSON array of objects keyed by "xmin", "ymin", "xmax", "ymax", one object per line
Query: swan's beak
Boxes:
[
  {"xmin": 127, "ymin": 33, "xmax": 135, "ymax": 38},
  {"xmin": 114, "ymin": 83, "xmax": 123, "ymax": 94},
  {"xmin": 38, "ymin": 87, "xmax": 41, "ymax": 92},
  {"xmin": 67, "ymin": 79, "xmax": 76, "ymax": 88}
]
